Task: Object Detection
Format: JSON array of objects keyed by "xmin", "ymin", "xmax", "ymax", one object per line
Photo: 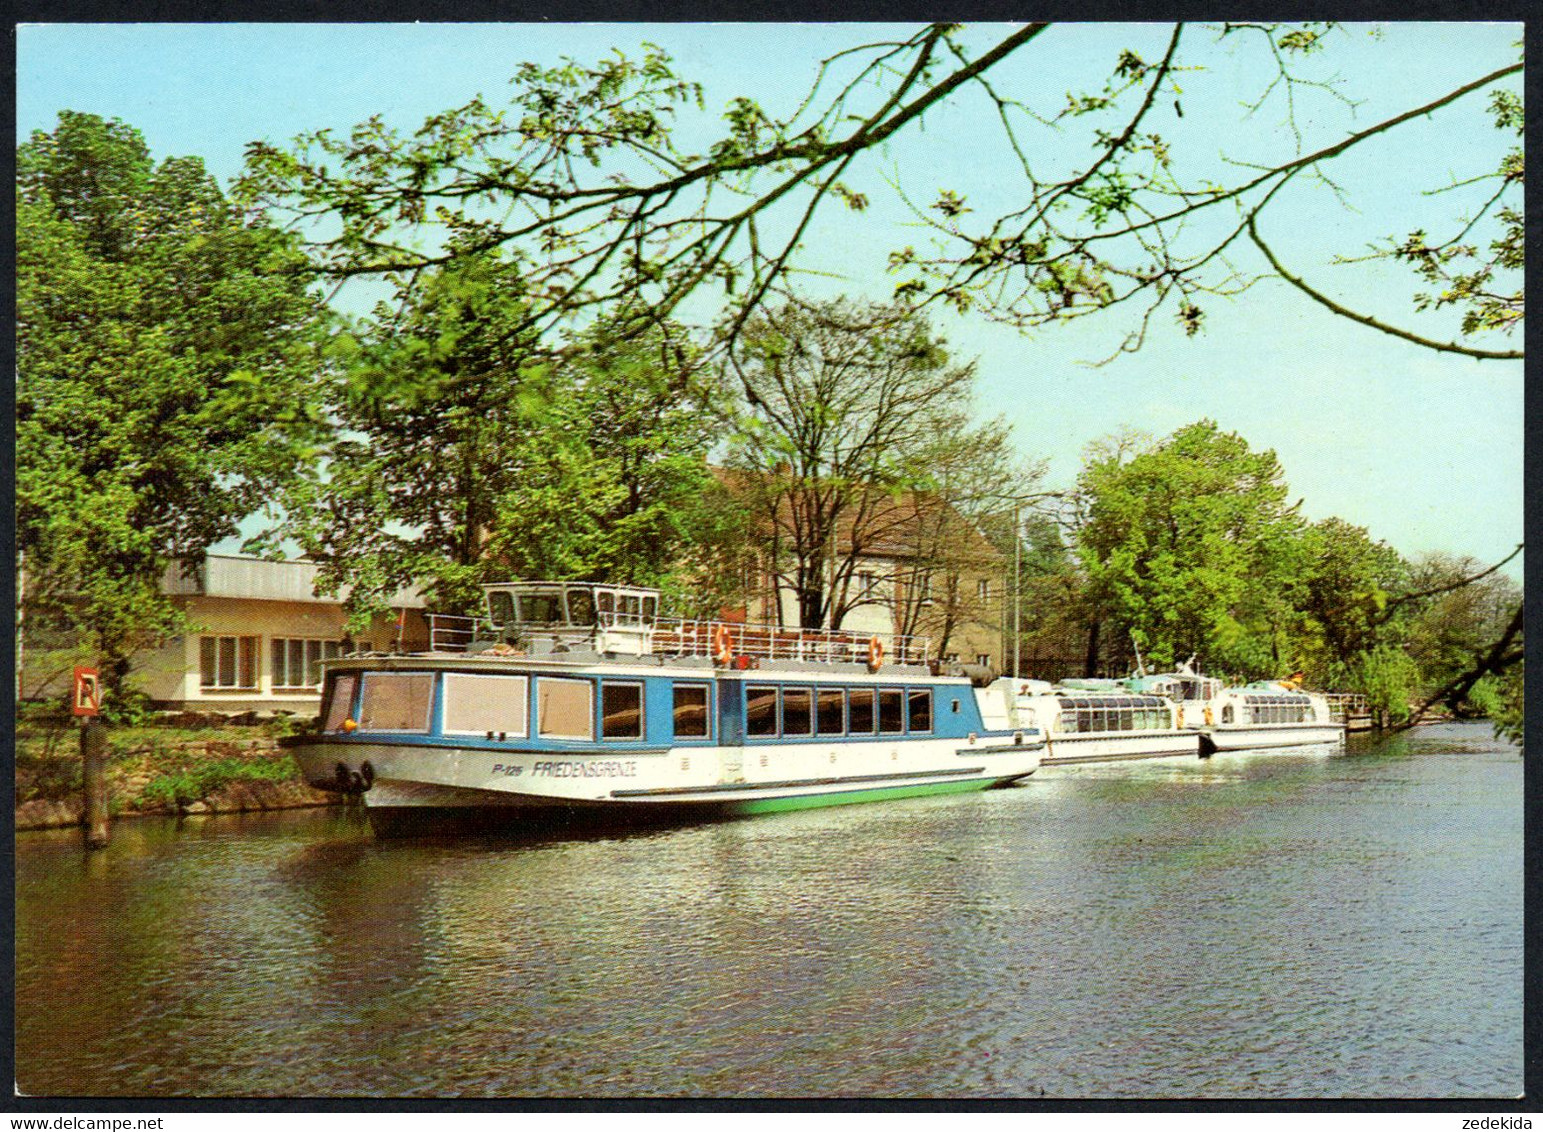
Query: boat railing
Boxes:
[
  {"xmin": 427, "ymin": 613, "xmax": 483, "ymax": 653},
  {"xmin": 425, "ymin": 611, "xmax": 929, "ymax": 666},
  {"xmin": 651, "ymin": 618, "xmax": 929, "ymax": 667}
]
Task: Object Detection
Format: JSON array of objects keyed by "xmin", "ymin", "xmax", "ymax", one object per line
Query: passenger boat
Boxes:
[
  {"xmin": 1011, "ymin": 678, "xmax": 1202, "ymax": 766},
  {"xmin": 1124, "ymin": 662, "xmax": 1344, "ymax": 754},
  {"xmin": 284, "ymin": 581, "xmax": 1044, "ymax": 836}
]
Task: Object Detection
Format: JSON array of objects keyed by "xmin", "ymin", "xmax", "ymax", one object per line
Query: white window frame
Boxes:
[
  {"xmin": 271, "ymin": 637, "xmax": 343, "ymax": 690},
  {"xmin": 199, "ymin": 635, "xmax": 259, "ymax": 690}
]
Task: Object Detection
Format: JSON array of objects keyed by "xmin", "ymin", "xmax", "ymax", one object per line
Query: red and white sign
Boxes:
[{"xmin": 72, "ymin": 666, "xmax": 102, "ymax": 717}]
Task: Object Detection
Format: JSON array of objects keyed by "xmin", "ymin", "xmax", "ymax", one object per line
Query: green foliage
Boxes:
[
  {"xmin": 267, "ymin": 250, "xmax": 739, "ymax": 621},
  {"xmin": 139, "ymin": 755, "xmax": 299, "ymax": 809},
  {"xmin": 1076, "ymin": 420, "xmax": 1302, "ymax": 677},
  {"xmin": 235, "ymin": 25, "xmax": 1520, "ymax": 360},
  {"xmin": 1350, "ymin": 645, "xmax": 1421, "ymax": 725},
  {"xmin": 1292, "ymin": 517, "xmax": 1411, "ymax": 685},
  {"xmin": 17, "ymin": 112, "xmax": 331, "ymax": 696},
  {"xmin": 1487, "ymin": 662, "xmax": 1524, "ymax": 749}
]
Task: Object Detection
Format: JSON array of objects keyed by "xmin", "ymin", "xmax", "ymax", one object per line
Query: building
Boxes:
[
  {"xmin": 22, "ymin": 556, "xmax": 427, "ymax": 715},
  {"xmin": 726, "ymin": 475, "xmax": 1008, "ymax": 670}
]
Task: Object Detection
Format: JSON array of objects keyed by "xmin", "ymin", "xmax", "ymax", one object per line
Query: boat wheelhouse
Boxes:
[
  {"xmin": 1011, "ymin": 678, "xmax": 1202, "ymax": 766},
  {"xmin": 1124, "ymin": 663, "xmax": 1344, "ymax": 754},
  {"xmin": 284, "ymin": 582, "xmax": 1043, "ymax": 836}
]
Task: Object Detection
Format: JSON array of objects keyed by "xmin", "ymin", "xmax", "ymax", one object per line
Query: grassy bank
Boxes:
[{"xmin": 16, "ymin": 706, "xmax": 338, "ymax": 829}]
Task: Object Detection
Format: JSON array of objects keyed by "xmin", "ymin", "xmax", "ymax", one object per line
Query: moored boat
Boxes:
[
  {"xmin": 1011, "ymin": 678, "xmax": 1202, "ymax": 766},
  {"xmin": 1124, "ymin": 662, "xmax": 1345, "ymax": 754},
  {"xmin": 283, "ymin": 581, "xmax": 1043, "ymax": 836}
]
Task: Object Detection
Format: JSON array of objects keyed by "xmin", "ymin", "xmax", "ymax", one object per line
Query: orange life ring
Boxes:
[
  {"xmin": 867, "ymin": 637, "xmax": 884, "ymax": 671},
  {"xmin": 712, "ymin": 623, "xmax": 734, "ymax": 666}
]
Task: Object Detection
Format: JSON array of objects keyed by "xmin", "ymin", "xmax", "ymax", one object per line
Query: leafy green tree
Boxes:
[
  {"xmin": 1350, "ymin": 644, "xmax": 1422, "ymax": 727},
  {"xmin": 1292, "ymin": 517, "xmax": 1412, "ymax": 686},
  {"xmin": 266, "ymin": 249, "xmax": 737, "ymax": 623},
  {"xmin": 237, "ymin": 24, "xmax": 1521, "ymax": 360},
  {"xmin": 1401, "ymin": 553, "xmax": 1523, "ymax": 720},
  {"xmin": 17, "ymin": 112, "xmax": 329, "ymax": 703},
  {"xmin": 1075, "ymin": 420, "xmax": 1304, "ymax": 677}
]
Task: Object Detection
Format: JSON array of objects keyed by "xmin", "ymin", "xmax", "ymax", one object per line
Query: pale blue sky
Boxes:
[{"xmin": 16, "ymin": 22, "xmax": 1525, "ymax": 574}]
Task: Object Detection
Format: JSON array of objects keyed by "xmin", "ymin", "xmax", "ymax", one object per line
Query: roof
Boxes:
[
  {"xmin": 711, "ymin": 466, "xmax": 1005, "ymax": 566},
  {"xmin": 160, "ymin": 555, "xmax": 427, "ymax": 608}
]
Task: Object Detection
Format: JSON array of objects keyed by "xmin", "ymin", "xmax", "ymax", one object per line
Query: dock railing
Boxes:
[{"xmin": 1323, "ymin": 692, "xmax": 1372, "ymax": 728}]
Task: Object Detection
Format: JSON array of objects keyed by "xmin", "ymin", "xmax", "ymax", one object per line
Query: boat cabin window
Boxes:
[
  {"xmin": 357, "ymin": 673, "xmax": 435, "ymax": 732},
  {"xmin": 746, "ymin": 686, "xmax": 779, "ymax": 737},
  {"xmin": 487, "ymin": 591, "xmax": 515, "ymax": 627},
  {"xmin": 848, "ymin": 688, "xmax": 876, "ymax": 734},
  {"xmin": 538, "ymin": 677, "xmax": 594, "ymax": 740},
  {"xmin": 442, "ymin": 673, "xmax": 529, "ymax": 736},
  {"xmin": 520, "ymin": 590, "xmax": 566, "ymax": 624},
  {"xmin": 1055, "ymin": 694, "xmax": 1169, "ymax": 734},
  {"xmin": 567, "ymin": 589, "xmax": 596, "ymax": 626},
  {"xmin": 601, "ymin": 681, "xmax": 644, "ymax": 740},
  {"xmin": 322, "ymin": 673, "xmax": 358, "ymax": 731},
  {"xmin": 817, "ymin": 687, "xmax": 845, "ymax": 736},
  {"xmin": 741, "ymin": 684, "xmax": 938, "ymax": 740},
  {"xmin": 781, "ymin": 688, "xmax": 814, "ymax": 736},
  {"xmin": 673, "ymin": 684, "xmax": 711, "ymax": 739},
  {"xmin": 907, "ymin": 688, "xmax": 932, "ymax": 733}
]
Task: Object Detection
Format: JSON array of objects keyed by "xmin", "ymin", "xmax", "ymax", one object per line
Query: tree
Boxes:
[
  {"xmin": 265, "ymin": 249, "xmax": 738, "ymax": 623},
  {"xmin": 17, "ymin": 112, "xmax": 329, "ymax": 703},
  {"xmin": 1292, "ymin": 517, "xmax": 1412, "ymax": 686},
  {"xmin": 724, "ymin": 298, "xmax": 1021, "ymax": 634},
  {"xmin": 1075, "ymin": 420, "xmax": 1304, "ymax": 678},
  {"xmin": 236, "ymin": 23, "xmax": 1521, "ymax": 360},
  {"xmin": 1401, "ymin": 553, "xmax": 1524, "ymax": 721}
]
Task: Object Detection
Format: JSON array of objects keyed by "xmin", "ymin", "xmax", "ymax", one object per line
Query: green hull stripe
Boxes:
[{"xmin": 714, "ymin": 775, "xmax": 1007, "ymax": 815}]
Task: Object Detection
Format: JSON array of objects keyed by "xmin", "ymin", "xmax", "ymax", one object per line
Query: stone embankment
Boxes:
[{"xmin": 16, "ymin": 718, "xmax": 339, "ymax": 831}]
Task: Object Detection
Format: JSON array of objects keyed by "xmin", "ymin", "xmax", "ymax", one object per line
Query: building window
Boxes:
[
  {"xmin": 858, "ymin": 571, "xmax": 877, "ymax": 598},
  {"xmin": 200, "ymin": 635, "xmax": 258, "ymax": 690},
  {"xmin": 917, "ymin": 574, "xmax": 932, "ymax": 603},
  {"xmin": 271, "ymin": 638, "xmax": 343, "ymax": 689},
  {"xmin": 977, "ymin": 578, "xmax": 990, "ymax": 600},
  {"xmin": 976, "ymin": 653, "xmax": 991, "ymax": 667}
]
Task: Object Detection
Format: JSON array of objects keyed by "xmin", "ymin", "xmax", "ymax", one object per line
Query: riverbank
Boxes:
[{"xmin": 15, "ymin": 709, "xmax": 337, "ymax": 831}]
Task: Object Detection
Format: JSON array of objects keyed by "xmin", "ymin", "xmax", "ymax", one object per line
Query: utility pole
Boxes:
[{"xmin": 1012, "ymin": 501, "xmax": 1022, "ymax": 679}]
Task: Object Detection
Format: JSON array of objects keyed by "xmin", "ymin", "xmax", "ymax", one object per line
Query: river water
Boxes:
[{"xmin": 15, "ymin": 722, "xmax": 1522, "ymax": 1100}]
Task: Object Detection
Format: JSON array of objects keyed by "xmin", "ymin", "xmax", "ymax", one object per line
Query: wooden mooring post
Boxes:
[{"xmin": 81, "ymin": 718, "xmax": 110, "ymax": 850}]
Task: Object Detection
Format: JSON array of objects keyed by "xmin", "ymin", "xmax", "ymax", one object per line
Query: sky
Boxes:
[{"xmin": 16, "ymin": 21, "xmax": 1525, "ymax": 576}]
